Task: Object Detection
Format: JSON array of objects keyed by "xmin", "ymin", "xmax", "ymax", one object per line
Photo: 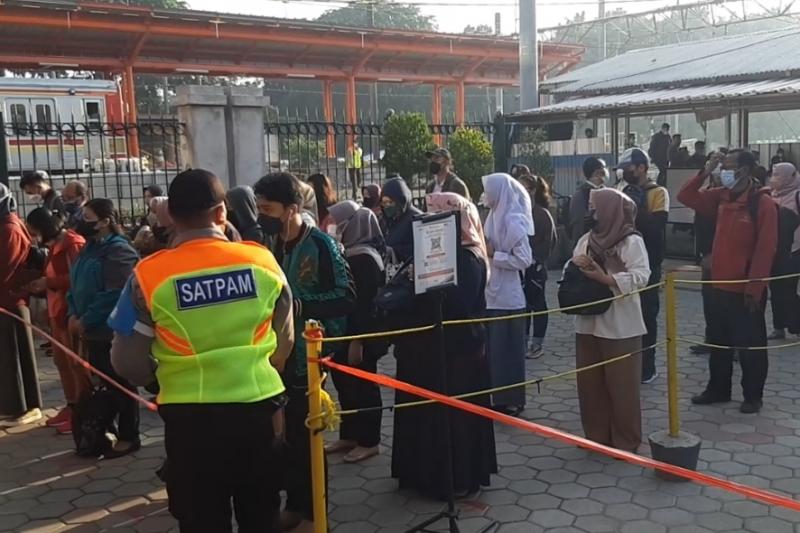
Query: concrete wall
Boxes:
[{"xmin": 176, "ymin": 86, "xmax": 269, "ymax": 189}]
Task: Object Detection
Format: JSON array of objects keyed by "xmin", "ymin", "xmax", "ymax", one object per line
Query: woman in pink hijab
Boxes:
[{"xmin": 767, "ymin": 162, "xmax": 800, "ymax": 339}]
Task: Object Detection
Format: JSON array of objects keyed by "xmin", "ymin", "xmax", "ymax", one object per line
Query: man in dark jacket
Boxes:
[
  {"xmin": 20, "ymin": 170, "xmax": 65, "ymax": 214},
  {"xmin": 568, "ymin": 157, "xmax": 607, "ymax": 246},
  {"xmin": 678, "ymin": 150, "xmax": 777, "ymax": 414},
  {"xmin": 425, "ymin": 148, "xmax": 470, "ymax": 200},
  {"xmin": 648, "ymin": 123, "xmax": 671, "ymax": 185},
  {"xmin": 254, "ymin": 172, "xmax": 356, "ymax": 532},
  {"xmin": 619, "ymin": 148, "xmax": 669, "ymax": 384}
]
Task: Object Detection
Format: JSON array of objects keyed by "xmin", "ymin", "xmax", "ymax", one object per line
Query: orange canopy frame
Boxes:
[{"xmin": 0, "ymin": 0, "xmax": 584, "ymax": 151}]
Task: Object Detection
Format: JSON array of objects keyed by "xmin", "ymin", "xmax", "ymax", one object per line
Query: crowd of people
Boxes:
[{"xmin": 0, "ymin": 138, "xmax": 795, "ymax": 531}]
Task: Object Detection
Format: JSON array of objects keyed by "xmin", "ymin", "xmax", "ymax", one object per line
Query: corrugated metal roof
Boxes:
[
  {"xmin": 512, "ymin": 78, "xmax": 800, "ymax": 118},
  {"xmin": 542, "ymin": 29, "xmax": 800, "ymax": 95}
]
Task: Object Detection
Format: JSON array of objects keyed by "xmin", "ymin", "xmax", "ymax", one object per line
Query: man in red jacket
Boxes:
[
  {"xmin": 0, "ymin": 183, "xmax": 43, "ymax": 425},
  {"xmin": 678, "ymin": 150, "xmax": 777, "ymax": 414}
]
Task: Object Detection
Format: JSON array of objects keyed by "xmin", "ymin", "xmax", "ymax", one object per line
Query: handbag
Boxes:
[
  {"xmin": 557, "ymin": 260, "xmax": 613, "ymax": 316},
  {"xmin": 374, "ymin": 257, "xmax": 414, "ymax": 314}
]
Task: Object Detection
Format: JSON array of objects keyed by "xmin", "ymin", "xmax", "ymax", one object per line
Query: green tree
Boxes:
[
  {"xmin": 447, "ymin": 128, "xmax": 493, "ymax": 200},
  {"xmin": 315, "ymin": 0, "xmax": 436, "ymax": 31},
  {"xmin": 282, "ymin": 136, "xmax": 327, "ymax": 174},
  {"xmin": 382, "ymin": 112, "xmax": 434, "ymax": 183}
]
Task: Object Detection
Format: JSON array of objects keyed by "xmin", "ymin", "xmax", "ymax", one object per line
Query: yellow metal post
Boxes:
[
  {"xmin": 665, "ymin": 272, "xmax": 680, "ymax": 437},
  {"xmin": 304, "ymin": 320, "xmax": 328, "ymax": 533}
]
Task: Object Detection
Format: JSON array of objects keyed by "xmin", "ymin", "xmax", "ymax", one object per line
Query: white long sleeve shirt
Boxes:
[
  {"xmin": 572, "ymin": 233, "xmax": 651, "ymax": 340},
  {"xmin": 486, "ymin": 234, "xmax": 533, "ymax": 311}
]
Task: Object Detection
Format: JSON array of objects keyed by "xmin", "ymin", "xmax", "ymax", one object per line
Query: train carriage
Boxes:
[{"xmin": 1, "ymin": 78, "xmax": 124, "ymax": 172}]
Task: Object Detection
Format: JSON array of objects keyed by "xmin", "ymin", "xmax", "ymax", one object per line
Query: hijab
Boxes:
[
  {"xmin": 587, "ymin": 188, "xmax": 639, "ymax": 259},
  {"xmin": 482, "ymin": 172, "xmax": 534, "ymax": 252},
  {"xmin": 149, "ymin": 196, "xmax": 173, "ymax": 229},
  {"xmin": 226, "ymin": 186, "xmax": 264, "ymax": 243},
  {"xmin": 328, "ymin": 200, "xmax": 385, "ymax": 270},
  {"xmin": 426, "ymin": 192, "xmax": 488, "ymax": 264},
  {"xmin": 0, "ymin": 183, "xmax": 17, "ymax": 217},
  {"xmin": 362, "ymin": 183, "xmax": 381, "ymax": 209},
  {"xmin": 381, "ymin": 177, "xmax": 421, "ymax": 262},
  {"xmin": 770, "ymin": 162, "xmax": 800, "ymax": 209}
]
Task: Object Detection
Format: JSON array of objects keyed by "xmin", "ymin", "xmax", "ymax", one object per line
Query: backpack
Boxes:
[
  {"xmin": 622, "ymin": 181, "xmax": 660, "ymax": 215},
  {"xmin": 72, "ymin": 387, "xmax": 118, "ymax": 458},
  {"xmin": 746, "ymin": 189, "xmax": 800, "ymax": 263}
]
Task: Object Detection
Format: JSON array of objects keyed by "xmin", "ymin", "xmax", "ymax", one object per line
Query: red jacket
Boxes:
[
  {"xmin": 0, "ymin": 213, "xmax": 33, "ymax": 310},
  {"xmin": 677, "ymin": 172, "xmax": 777, "ymax": 299},
  {"xmin": 44, "ymin": 230, "xmax": 86, "ymax": 322}
]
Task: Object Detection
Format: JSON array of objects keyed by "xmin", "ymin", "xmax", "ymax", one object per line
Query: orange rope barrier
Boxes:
[
  {"xmin": 0, "ymin": 307, "xmax": 158, "ymax": 412},
  {"xmin": 317, "ymin": 356, "xmax": 800, "ymax": 512}
]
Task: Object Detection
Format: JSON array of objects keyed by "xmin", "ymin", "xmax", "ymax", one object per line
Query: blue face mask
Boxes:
[{"xmin": 720, "ymin": 169, "xmax": 737, "ymax": 189}]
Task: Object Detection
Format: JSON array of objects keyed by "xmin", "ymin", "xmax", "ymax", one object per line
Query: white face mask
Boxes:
[
  {"xmin": 326, "ymin": 223, "xmax": 340, "ymax": 241},
  {"xmin": 27, "ymin": 194, "xmax": 41, "ymax": 203},
  {"xmin": 720, "ymin": 169, "xmax": 737, "ymax": 189}
]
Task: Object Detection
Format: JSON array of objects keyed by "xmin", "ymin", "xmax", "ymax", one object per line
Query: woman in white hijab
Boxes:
[{"xmin": 482, "ymin": 173, "xmax": 534, "ymax": 415}]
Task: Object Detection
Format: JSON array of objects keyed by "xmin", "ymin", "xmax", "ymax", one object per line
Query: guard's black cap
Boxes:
[{"xmin": 168, "ymin": 169, "xmax": 226, "ymax": 218}]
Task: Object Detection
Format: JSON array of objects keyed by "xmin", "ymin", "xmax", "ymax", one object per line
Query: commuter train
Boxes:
[{"xmin": 1, "ymin": 78, "xmax": 125, "ymax": 172}]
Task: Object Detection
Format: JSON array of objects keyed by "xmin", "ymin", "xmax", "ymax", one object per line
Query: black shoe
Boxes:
[
  {"xmin": 689, "ymin": 344, "xmax": 710, "ymax": 355},
  {"xmin": 740, "ymin": 400, "xmax": 763, "ymax": 414},
  {"xmin": 102, "ymin": 440, "xmax": 141, "ymax": 460},
  {"xmin": 691, "ymin": 391, "xmax": 731, "ymax": 405}
]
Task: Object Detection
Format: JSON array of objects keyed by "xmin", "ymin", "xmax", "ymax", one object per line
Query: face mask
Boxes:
[
  {"xmin": 258, "ymin": 215, "xmax": 283, "ymax": 236},
  {"xmin": 584, "ymin": 212, "xmax": 598, "ymax": 231},
  {"xmin": 75, "ymin": 219, "xmax": 99, "ymax": 239},
  {"xmin": 27, "ymin": 194, "xmax": 41, "ymax": 203},
  {"xmin": 429, "ymin": 161, "xmax": 442, "ymax": 175},
  {"xmin": 362, "ymin": 195, "xmax": 378, "ymax": 209},
  {"xmin": 382, "ymin": 204, "xmax": 399, "ymax": 220},
  {"xmin": 720, "ymin": 169, "xmax": 737, "ymax": 189},
  {"xmin": 326, "ymin": 224, "xmax": 339, "ymax": 239}
]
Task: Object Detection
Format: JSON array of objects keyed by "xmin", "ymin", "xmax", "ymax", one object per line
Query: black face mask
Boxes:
[
  {"xmin": 583, "ymin": 212, "xmax": 598, "ymax": 232},
  {"xmin": 622, "ymin": 169, "xmax": 638, "ymax": 185},
  {"xmin": 429, "ymin": 161, "xmax": 443, "ymax": 175},
  {"xmin": 258, "ymin": 215, "xmax": 283, "ymax": 236},
  {"xmin": 75, "ymin": 219, "xmax": 99, "ymax": 239}
]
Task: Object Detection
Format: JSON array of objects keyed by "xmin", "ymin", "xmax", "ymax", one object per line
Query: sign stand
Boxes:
[{"xmin": 404, "ymin": 212, "xmax": 496, "ymax": 533}]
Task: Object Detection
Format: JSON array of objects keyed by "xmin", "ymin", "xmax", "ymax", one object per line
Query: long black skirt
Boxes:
[
  {"xmin": 0, "ymin": 305, "xmax": 42, "ymax": 417},
  {"xmin": 391, "ymin": 332, "xmax": 497, "ymax": 499}
]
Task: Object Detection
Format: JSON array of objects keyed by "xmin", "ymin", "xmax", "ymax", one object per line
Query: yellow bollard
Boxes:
[
  {"xmin": 665, "ymin": 272, "xmax": 680, "ymax": 438},
  {"xmin": 304, "ymin": 320, "xmax": 328, "ymax": 533}
]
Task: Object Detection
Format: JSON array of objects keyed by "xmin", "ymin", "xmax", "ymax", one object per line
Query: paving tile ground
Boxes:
[{"xmin": 4, "ymin": 264, "xmax": 800, "ymax": 532}]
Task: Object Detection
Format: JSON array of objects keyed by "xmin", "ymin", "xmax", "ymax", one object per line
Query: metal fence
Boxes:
[
  {"xmin": 0, "ymin": 114, "xmax": 184, "ymax": 222},
  {"xmin": 265, "ymin": 119, "xmax": 495, "ymax": 203}
]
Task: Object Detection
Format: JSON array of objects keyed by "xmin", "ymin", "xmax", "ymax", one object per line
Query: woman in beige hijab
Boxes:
[{"xmin": 570, "ymin": 187, "xmax": 650, "ymax": 452}]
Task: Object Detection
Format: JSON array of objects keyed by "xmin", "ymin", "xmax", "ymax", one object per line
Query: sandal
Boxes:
[
  {"xmin": 324, "ymin": 439, "xmax": 356, "ymax": 454},
  {"xmin": 343, "ymin": 446, "xmax": 379, "ymax": 463}
]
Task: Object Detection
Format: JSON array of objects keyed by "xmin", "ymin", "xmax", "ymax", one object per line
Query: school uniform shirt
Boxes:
[
  {"xmin": 485, "ymin": 234, "xmax": 533, "ymax": 311},
  {"xmin": 572, "ymin": 233, "xmax": 651, "ymax": 340}
]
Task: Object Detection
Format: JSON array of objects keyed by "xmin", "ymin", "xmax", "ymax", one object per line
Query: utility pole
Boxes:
[
  {"xmin": 495, "ymin": 12, "xmax": 504, "ymax": 114},
  {"xmin": 597, "ymin": 0, "xmax": 606, "ymax": 145},
  {"xmin": 367, "ymin": 1, "xmax": 379, "ymax": 120},
  {"xmin": 518, "ymin": 0, "xmax": 538, "ymax": 110}
]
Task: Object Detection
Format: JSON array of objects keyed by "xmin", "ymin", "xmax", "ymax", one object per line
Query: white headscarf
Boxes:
[{"xmin": 482, "ymin": 172, "xmax": 534, "ymax": 252}]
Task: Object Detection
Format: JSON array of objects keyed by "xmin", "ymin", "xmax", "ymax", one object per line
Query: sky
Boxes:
[{"xmin": 187, "ymin": 0, "xmax": 689, "ymax": 35}]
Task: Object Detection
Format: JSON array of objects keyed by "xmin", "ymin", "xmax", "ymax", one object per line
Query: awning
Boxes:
[{"xmin": 510, "ymin": 79, "xmax": 800, "ymax": 122}]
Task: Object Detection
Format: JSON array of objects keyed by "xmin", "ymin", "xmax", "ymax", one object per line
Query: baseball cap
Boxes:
[
  {"xmin": 425, "ymin": 147, "xmax": 451, "ymax": 159},
  {"xmin": 616, "ymin": 148, "xmax": 650, "ymax": 169},
  {"xmin": 167, "ymin": 168, "xmax": 226, "ymax": 218}
]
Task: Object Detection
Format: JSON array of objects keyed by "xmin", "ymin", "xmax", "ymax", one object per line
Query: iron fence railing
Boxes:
[
  {"xmin": 265, "ymin": 119, "xmax": 494, "ymax": 203},
  {"xmin": 1, "ymin": 115, "xmax": 184, "ymax": 222}
]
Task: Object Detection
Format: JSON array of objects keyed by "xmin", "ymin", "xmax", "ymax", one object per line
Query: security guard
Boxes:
[{"xmin": 109, "ymin": 169, "xmax": 294, "ymax": 533}]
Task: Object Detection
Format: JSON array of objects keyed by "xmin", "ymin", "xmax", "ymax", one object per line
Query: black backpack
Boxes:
[{"xmin": 72, "ymin": 387, "xmax": 118, "ymax": 458}]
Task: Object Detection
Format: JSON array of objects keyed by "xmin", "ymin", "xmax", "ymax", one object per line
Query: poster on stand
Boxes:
[{"xmin": 412, "ymin": 211, "xmax": 459, "ymax": 295}]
